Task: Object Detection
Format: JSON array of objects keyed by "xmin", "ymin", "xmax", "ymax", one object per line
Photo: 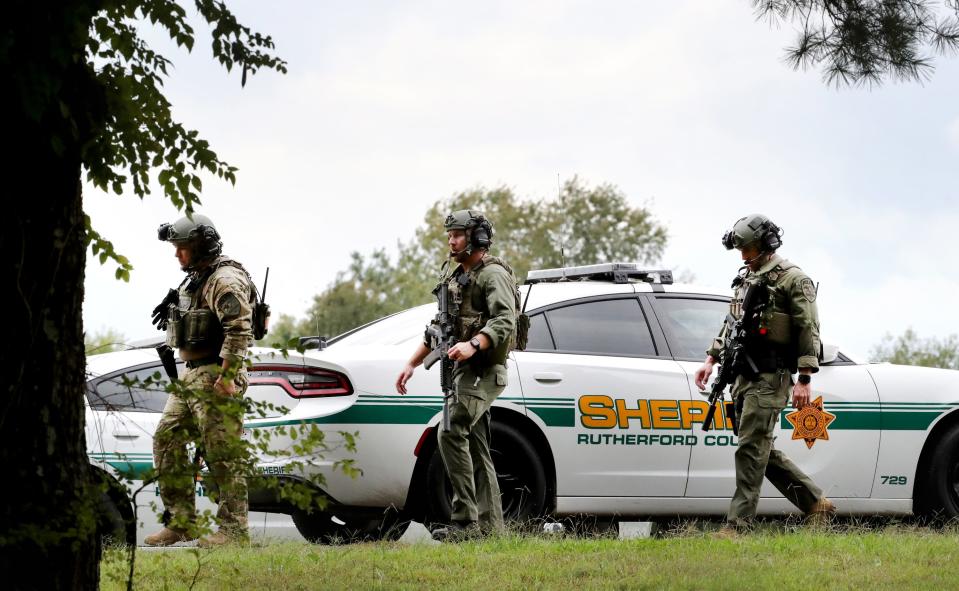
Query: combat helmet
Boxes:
[
  {"xmin": 157, "ymin": 213, "xmax": 223, "ymax": 267},
  {"xmin": 722, "ymin": 214, "xmax": 783, "ymax": 252},
  {"xmin": 444, "ymin": 209, "xmax": 493, "ymax": 251}
]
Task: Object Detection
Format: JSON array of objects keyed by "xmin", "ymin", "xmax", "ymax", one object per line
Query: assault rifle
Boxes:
[
  {"xmin": 423, "ymin": 275, "xmax": 465, "ymax": 432},
  {"xmin": 701, "ymin": 280, "xmax": 767, "ymax": 434}
]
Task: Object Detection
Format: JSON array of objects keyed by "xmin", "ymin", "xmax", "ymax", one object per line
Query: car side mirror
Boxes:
[{"xmin": 298, "ymin": 336, "xmax": 327, "ymax": 351}]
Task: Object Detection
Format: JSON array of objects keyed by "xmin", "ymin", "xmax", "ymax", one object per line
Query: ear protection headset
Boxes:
[
  {"xmin": 721, "ymin": 215, "xmax": 783, "ymax": 253},
  {"xmin": 468, "ymin": 212, "xmax": 494, "ymax": 250}
]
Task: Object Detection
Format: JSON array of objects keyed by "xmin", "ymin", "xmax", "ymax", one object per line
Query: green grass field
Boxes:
[{"xmin": 100, "ymin": 522, "xmax": 959, "ymax": 590}]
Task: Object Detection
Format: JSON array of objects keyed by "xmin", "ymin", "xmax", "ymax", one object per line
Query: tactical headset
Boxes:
[
  {"xmin": 469, "ymin": 214, "xmax": 493, "ymax": 250},
  {"xmin": 158, "ymin": 216, "xmax": 223, "ymax": 265},
  {"xmin": 722, "ymin": 215, "xmax": 783, "ymax": 253},
  {"xmin": 444, "ymin": 209, "xmax": 494, "ymax": 251}
]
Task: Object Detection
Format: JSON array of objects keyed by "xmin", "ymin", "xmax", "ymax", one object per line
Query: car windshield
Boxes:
[{"xmin": 332, "ymin": 304, "xmax": 434, "ymax": 347}]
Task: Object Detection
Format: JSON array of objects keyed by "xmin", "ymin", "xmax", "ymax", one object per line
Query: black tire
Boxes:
[
  {"xmin": 916, "ymin": 423, "xmax": 959, "ymax": 522},
  {"xmin": 425, "ymin": 421, "xmax": 549, "ymax": 527},
  {"xmin": 94, "ymin": 471, "xmax": 136, "ymax": 547},
  {"xmin": 292, "ymin": 506, "xmax": 410, "ymax": 544}
]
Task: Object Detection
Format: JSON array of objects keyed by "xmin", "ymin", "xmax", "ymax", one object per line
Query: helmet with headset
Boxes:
[
  {"xmin": 722, "ymin": 213, "xmax": 783, "ymax": 253},
  {"xmin": 444, "ymin": 209, "xmax": 493, "ymax": 252},
  {"xmin": 157, "ymin": 213, "xmax": 223, "ymax": 268}
]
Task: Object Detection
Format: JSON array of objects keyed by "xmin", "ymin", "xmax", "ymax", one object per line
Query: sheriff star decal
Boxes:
[{"xmin": 785, "ymin": 396, "xmax": 836, "ymax": 449}]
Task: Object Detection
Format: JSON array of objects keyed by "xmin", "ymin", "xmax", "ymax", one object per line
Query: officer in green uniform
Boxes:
[
  {"xmin": 395, "ymin": 210, "xmax": 518, "ymax": 541},
  {"xmin": 144, "ymin": 214, "xmax": 256, "ymax": 547},
  {"xmin": 694, "ymin": 214, "xmax": 835, "ymax": 537}
]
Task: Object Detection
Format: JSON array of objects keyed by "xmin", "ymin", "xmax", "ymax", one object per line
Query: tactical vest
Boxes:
[
  {"xmin": 730, "ymin": 260, "xmax": 798, "ymax": 373},
  {"xmin": 166, "ymin": 257, "xmax": 254, "ymax": 354},
  {"xmin": 444, "ymin": 255, "xmax": 528, "ymax": 365}
]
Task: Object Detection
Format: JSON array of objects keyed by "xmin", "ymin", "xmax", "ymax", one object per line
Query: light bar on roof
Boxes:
[{"xmin": 525, "ymin": 263, "xmax": 673, "ymax": 285}]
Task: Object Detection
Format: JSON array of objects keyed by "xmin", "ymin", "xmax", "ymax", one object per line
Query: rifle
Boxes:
[
  {"xmin": 701, "ymin": 280, "xmax": 768, "ymax": 434},
  {"xmin": 423, "ymin": 275, "xmax": 464, "ymax": 432}
]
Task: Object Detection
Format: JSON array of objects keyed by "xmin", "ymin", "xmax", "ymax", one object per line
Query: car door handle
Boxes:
[
  {"xmin": 112, "ymin": 432, "xmax": 140, "ymax": 440},
  {"xmin": 533, "ymin": 372, "xmax": 563, "ymax": 383}
]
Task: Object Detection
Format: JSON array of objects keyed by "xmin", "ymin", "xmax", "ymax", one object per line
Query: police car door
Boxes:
[
  {"xmin": 647, "ymin": 294, "xmax": 881, "ymax": 503},
  {"xmin": 516, "ymin": 293, "xmax": 692, "ymax": 501},
  {"xmin": 90, "ymin": 363, "xmax": 171, "ymax": 483}
]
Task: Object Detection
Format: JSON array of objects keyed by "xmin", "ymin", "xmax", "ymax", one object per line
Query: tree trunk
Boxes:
[{"xmin": 2, "ymin": 2, "xmax": 105, "ymax": 588}]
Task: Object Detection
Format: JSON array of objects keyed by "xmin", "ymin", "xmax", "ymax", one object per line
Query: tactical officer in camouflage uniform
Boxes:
[
  {"xmin": 695, "ymin": 214, "xmax": 835, "ymax": 537},
  {"xmin": 395, "ymin": 210, "xmax": 518, "ymax": 541},
  {"xmin": 144, "ymin": 214, "xmax": 255, "ymax": 547}
]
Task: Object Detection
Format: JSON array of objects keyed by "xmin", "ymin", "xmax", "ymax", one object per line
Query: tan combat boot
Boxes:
[
  {"xmin": 144, "ymin": 527, "xmax": 196, "ymax": 547},
  {"xmin": 805, "ymin": 498, "xmax": 837, "ymax": 528},
  {"xmin": 198, "ymin": 530, "xmax": 249, "ymax": 548}
]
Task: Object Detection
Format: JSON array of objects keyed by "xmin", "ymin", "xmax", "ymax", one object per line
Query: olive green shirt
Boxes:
[{"xmin": 708, "ymin": 254, "xmax": 821, "ymax": 372}]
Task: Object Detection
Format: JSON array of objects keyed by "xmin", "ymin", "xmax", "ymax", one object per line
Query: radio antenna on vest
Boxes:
[{"xmin": 261, "ymin": 267, "xmax": 270, "ymax": 303}]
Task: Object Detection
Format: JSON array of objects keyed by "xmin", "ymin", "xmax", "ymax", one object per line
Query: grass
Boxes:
[{"xmin": 100, "ymin": 520, "xmax": 959, "ymax": 590}]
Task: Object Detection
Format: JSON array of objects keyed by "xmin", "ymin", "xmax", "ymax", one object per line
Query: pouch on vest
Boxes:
[
  {"xmin": 252, "ymin": 301, "xmax": 270, "ymax": 340},
  {"xmin": 180, "ymin": 309, "xmax": 224, "ymax": 352},
  {"xmin": 763, "ymin": 311, "xmax": 792, "ymax": 346}
]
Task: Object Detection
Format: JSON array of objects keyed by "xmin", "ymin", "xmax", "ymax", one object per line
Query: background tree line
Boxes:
[{"xmin": 264, "ymin": 177, "xmax": 669, "ymax": 344}]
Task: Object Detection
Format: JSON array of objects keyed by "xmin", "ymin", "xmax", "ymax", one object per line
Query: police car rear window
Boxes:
[
  {"xmin": 543, "ymin": 298, "xmax": 656, "ymax": 357},
  {"xmin": 89, "ymin": 365, "xmax": 173, "ymax": 413},
  {"xmin": 652, "ymin": 297, "xmax": 727, "ymax": 360}
]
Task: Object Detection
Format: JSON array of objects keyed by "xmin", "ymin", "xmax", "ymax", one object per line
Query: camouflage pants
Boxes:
[
  {"xmin": 726, "ymin": 369, "xmax": 823, "ymax": 528},
  {"xmin": 153, "ymin": 364, "xmax": 250, "ymax": 535},
  {"xmin": 436, "ymin": 363, "xmax": 507, "ymax": 530}
]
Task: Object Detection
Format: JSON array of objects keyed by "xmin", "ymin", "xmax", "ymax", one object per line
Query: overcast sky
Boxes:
[{"xmin": 82, "ymin": 0, "xmax": 959, "ymax": 359}]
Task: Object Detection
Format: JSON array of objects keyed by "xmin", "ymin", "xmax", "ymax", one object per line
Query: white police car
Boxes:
[
  {"xmin": 90, "ymin": 264, "xmax": 959, "ymax": 543},
  {"xmin": 85, "ymin": 345, "xmax": 309, "ymax": 545}
]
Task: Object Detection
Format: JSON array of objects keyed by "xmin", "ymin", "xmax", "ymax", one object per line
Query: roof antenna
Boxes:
[{"xmin": 558, "ymin": 174, "xmax": 568, "ymax": 280}]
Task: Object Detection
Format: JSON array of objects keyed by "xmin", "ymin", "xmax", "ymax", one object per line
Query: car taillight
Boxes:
[{"xmin": 248, "ymin": 365, "xmax": 353, "ymax": 398}]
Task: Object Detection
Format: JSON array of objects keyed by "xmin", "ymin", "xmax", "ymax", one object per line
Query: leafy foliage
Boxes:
[
  {"xmin": 871, "ymin": 328, "xmax": 959, "ymax": 369},
  {"xmin": 84, "ymin": 327, "xmax": 128, "ymax": 355},
  {"xmin": 82, "ymin": 0, "xmax": 288, "ymax": 275},
  {"xmin": 264, "ymin": 178, "xmax": 668, "ymax": 342},
  {"xmin": 753, "ymin": 1, "xmax": 959, "ymax": 86}
]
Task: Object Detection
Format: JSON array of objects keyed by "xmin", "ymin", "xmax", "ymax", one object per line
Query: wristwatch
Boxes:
[
  {"xmin": 469, "ymin": 337, "xmax": 482, "ymax": 351},
  {"xmin": 797, "ymin": 374, "xmax": 811, "ymax": 385}
]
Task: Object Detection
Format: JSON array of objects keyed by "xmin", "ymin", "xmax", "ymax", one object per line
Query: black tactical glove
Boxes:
[{"xmin": 151, "ymin": 289, "xmax": 177, "ymax": 331}]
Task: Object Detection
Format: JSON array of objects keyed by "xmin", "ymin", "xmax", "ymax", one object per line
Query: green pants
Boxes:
[
  {"xmin": 153, "ymin": 364, "xmax": 250, "ymax": 535},
  {"xmin": 726, "ymin": 370, "xmax": 823, "ymax": 528},
  {"xmin": 436, "ymin": 363, "xmax": 507, "ymax": 530}
]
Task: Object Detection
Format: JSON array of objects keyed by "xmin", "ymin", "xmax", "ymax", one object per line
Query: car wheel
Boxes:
[
  {"xmin": 292, "ymin": 507, "xmax": 410, "ymax": 544},
  {"xmin": 917, "ymin": 423, "xmax": 959, "ymax": 521},
  {"xmin": 94, "ymin": 472, "xmax": 136, "ymax": 547},
  {"xmin": 425, "ymin": 421, "xmax": 548, "ymax": 526}
]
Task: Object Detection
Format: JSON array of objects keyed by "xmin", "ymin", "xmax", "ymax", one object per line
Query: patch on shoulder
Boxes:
[
  {"xmin": 800, "ymin": 278, "xmax": 817, "ymax": 302},
  {"xmin": 217, "ymin": 291, "xmax": 242, "ymax": 318}
]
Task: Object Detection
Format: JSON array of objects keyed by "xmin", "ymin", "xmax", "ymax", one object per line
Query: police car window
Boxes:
[
  {"xmin": 525, "ymin": 313, "xmax": 554, "ymax": 350},
  {"xmin": 545, "ymin": 298, "xmax": 656, "ymax": 357},
  {"xmin": 90, "ymin": 365, "xmax": 173, "ymax": 413},
  {"xmin": 654, "ymin": 298, "xmax": 728, "ymax": 360}
]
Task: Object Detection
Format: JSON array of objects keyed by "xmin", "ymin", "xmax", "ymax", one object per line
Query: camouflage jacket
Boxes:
[{"xmin": 173, "ymin": 256, "xmax": 254, "ymax": 363}]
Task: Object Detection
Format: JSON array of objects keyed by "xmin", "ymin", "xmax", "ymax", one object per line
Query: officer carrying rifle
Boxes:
[
  {"xmin": 695, "ymin": 214, "xmax": 835, "ymax": 538},
  {"xmin": 395, "ymin": 210, "xmax": 523, "ymax": 542}
]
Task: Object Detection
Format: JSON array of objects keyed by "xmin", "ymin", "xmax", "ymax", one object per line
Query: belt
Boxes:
[{"xmin": 185, "ymin": 356, "xmax": 223, "ymax": 369}]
